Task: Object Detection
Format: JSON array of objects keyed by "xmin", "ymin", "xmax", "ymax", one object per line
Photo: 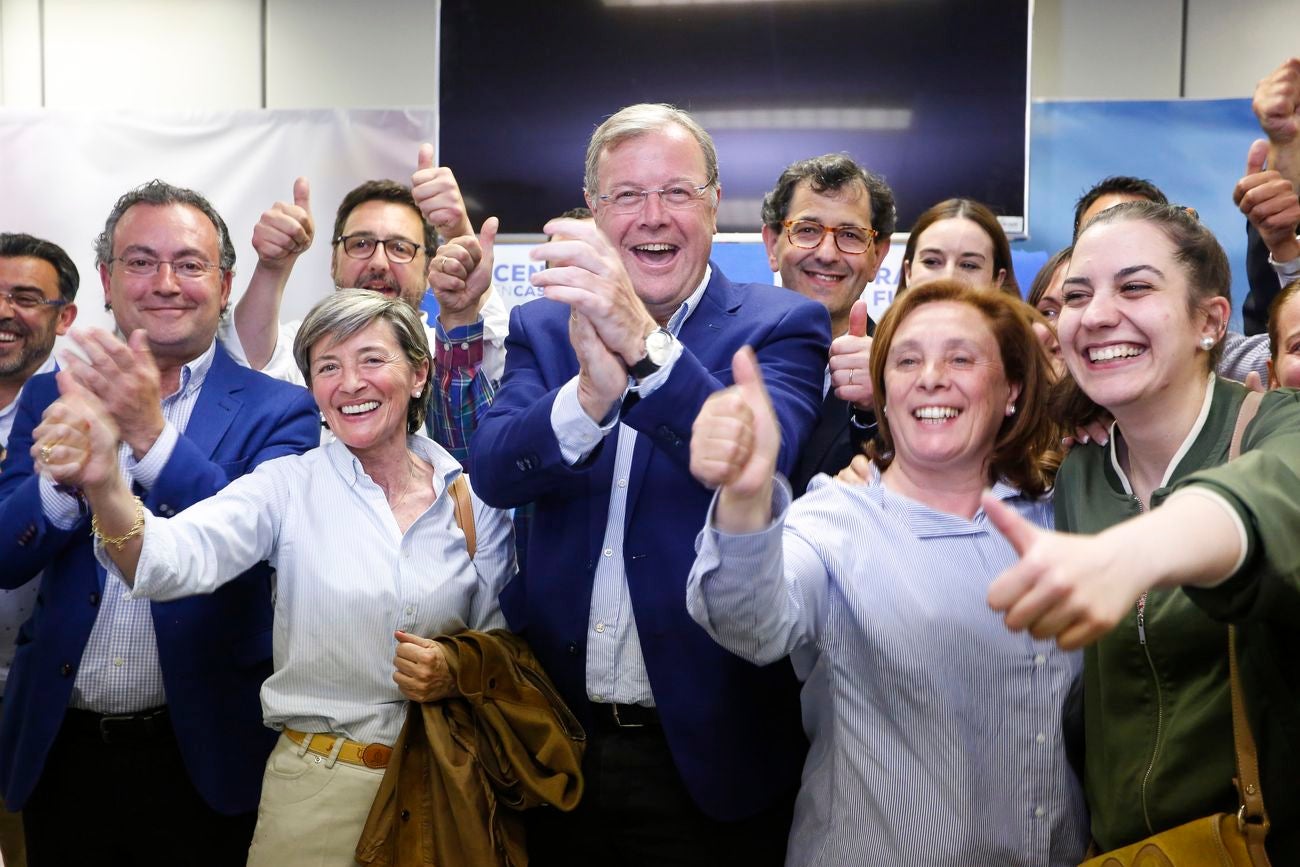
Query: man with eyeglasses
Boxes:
[
  {"xmin": 0, "ymin": 180, "xmax": 319, "ymax": 865},
  {"xmin": 0, "ymin": 232, "xmax": 79, "ymax": 866},
  {"xmin": 470, "ymin": 103, "xmax": 828, "ymax": 865},
  {"xmin": 760, "ymin": 154, "xmax": 897, "ymax": 495},
  {"xmin": 224, "ymin": 157, "xmax": 509, "ymax": 467}
]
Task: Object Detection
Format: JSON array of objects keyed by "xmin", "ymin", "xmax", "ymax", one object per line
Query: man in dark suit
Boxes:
[
  {"xmin": 0, "ymin": 181, "xmax": 319, "ymax": 866},
  {"xmin": 760, "ymin": 154, "xmax": 897, "ymax": 495},
  {"xmin": 470, "ymin": 104, "xmax": 829, "ymax": 865}
]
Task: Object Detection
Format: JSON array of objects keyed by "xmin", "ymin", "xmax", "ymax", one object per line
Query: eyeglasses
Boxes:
[
  {"xmin": 112, "ymin": 256, "xmax": 222, "ymax": 279},
  {"xmin": 333, "ymin": 235, "xmax": 425, "ymax": 264},
  {"xmin": 782, "ymin": 220, "xmax": 878, "ymax": 255},
  {"xmin": 596, "ymin": 184, "xmax": 713, "ymax": 214},
  {"xmin": 0, "ymin": 289, "xmax": 69, "ymax": 310}
]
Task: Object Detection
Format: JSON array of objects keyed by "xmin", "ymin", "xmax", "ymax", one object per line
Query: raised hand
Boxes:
[
  {"xmin": 411, "ymin": 144, "xmax": 473, "ymax": 240},
  {"xmin": 570, "ymin": 308, "xmax": 628, "ymax": 424},
  {"xmin": 691, "ymin": 348, "xmax": 780, "ymax": 533},
  {"xmin": 428, "ymin": 217, "xmax": 498, "ymax": 330},
  {"xmin": 251, "ymin": 177, "xmax": 314, "ymax": 269},
  {"xmin": 392, "ymin": 630, "xmax": 455, "ymax": 702},
  {"xmin": 531, "ymin": 217, "xmax": 658, "ymax": 367},
  {"xmin": 32, "ymin": 370, "xmax": 122, "ymax": 491},
  {"xmin": 1253, "ymin": 58, "xmax": 1300, "ymax": 184},
  {"xmin": 984, "ymin": 492, "xmax": 1145, "ymax": 650},
  {"xmin": 1233, "ymin": 139, "xmax": 1300, "ymax": 262},
  {"xmin": 61, "ymin": 328, "xmax": 164, "ymax": 460},
  {"xmin": 829, "ymin": 299, "xmax": 873, "ymax": 408}
]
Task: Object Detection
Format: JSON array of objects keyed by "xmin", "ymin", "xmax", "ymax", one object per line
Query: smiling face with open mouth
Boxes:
[
  {"xmin": 588, "ymin": 125, "xmax": 718, "ymax": 320},
  {"xmin": 0, "ymin": 256, "xmax": 75, "ymax": 384},
  {"xmin": 882, "ymin": 301, "xmax": 1018, "ymax": 480},
  {"xmin": 330, "ymin": 200, "xmax": 429, "ymax": 311},
  {"xmin": 308, "ymin": 319, "xmax": 428, "ymax": 456},
  {"xmin": 1059, "ymin": 218, "xmax": 1219, "ymax": 416}
]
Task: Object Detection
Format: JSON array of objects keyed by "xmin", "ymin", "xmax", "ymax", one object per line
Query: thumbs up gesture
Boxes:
[
  {"xmin": 429, "ymin": 217, "xmax": 499, "ymax": 329},
  {"xmin": 251, "ymin": 177, "xmax": 314, "ymax": 269},
  {"xmin": 983, "ymin": 492, "xmax": 1148, "ymax": 651},
  {"xmin": 691, "ymin": 348, "xmax": 780, "ymax": 532},
  {"xmin": 1232, "ymin": 139, "xmax": 1300, "ymax": 263},
  {"xmin": 412, "ymin": 143, "xmax": 473, "ymax": 240},
  {"xmin": 829, "ymin": 300, "xmax": 874, "ymax": 409}
]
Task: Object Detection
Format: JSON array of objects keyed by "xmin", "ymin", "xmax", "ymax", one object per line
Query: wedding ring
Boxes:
[
  {"xmin": 40, "ymin": 443, "xmax": 54, "ymax": 463},
  {"xmin": 848, "ymin": 370, "xmax": 856, "ymax": 385}
]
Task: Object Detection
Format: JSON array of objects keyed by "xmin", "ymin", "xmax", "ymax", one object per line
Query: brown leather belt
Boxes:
[{"xmin": 283, "ymin": 728, "xmax": 392, "ymax": 769}]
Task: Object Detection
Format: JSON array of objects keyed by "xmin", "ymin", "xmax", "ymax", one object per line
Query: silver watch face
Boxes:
[{"xmin": 645, "ymin": 328, "xmax": 673, "ymax": 365}]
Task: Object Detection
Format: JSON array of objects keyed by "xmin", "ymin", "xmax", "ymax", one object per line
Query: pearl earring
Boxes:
[
  {"xmin": 1006, "ymin": 404, "xmax": 1016, "ymax": 416},
  {"xmin": 1199, "ymin": 336, "xmax": 1215, "ymax": 351}
]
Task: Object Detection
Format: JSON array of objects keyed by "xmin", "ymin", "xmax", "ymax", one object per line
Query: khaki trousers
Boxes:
[{"xmin": 246, "ymin": 734, "xmax": 386, "ymax": 867}]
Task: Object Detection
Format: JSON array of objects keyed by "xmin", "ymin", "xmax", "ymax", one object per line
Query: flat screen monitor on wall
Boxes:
[{"xmin": 439, "ymin": 0, "xmax": 1030, "ymax": 238}]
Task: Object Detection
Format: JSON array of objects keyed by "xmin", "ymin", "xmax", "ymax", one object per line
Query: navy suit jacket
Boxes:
[
  {"xmin": 0, "ymin": 343, "xmax": 319, "ymax": 814},
  {"xmin": 470, "ymin": 265, "xmax": 830, "ymax": 821}
]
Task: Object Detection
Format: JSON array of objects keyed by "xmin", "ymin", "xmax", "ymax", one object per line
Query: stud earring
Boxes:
[
  {"xmin": 882, "ymin": 405, "xmax": 888, "ymax": 417},
  {"xmin": 1006, "ymin": 404, "xmax": 1016, "ymax": 416},
  {"xmin": 1199, "ymin": 336, "xmax": 1215, "ymax": 351}
]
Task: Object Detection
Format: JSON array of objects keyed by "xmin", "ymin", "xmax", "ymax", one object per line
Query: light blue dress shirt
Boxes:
[{"xmin": 688, "ymin": 471, "xmax": 1090, "ymax": 866}]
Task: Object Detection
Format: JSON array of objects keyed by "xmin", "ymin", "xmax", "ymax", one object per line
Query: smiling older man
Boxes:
[{"xmin": 470, "ymin": 103, "xmax": 830, "ymax": 864}]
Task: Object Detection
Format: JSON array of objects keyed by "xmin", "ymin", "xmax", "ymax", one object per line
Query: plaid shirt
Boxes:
[{"xmin": 428, "ymin": 319, "xmax": 498, "ymax": 471}]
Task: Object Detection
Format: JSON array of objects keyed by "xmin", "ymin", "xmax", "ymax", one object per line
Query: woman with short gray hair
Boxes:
[{"xmin": 35, "ymin": 288, "xmax": 516, "ymax": 865}]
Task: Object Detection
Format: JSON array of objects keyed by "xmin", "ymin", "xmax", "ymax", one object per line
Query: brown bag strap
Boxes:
[
  {"xmin": 1226, "ymin": 389, "xmax": 1269, "ymax": 861},
  {"xmin": 448, "ymin": 474, "xmax": 476, "ymax": 560}
]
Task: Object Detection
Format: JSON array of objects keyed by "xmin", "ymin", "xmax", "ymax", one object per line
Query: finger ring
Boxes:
[
  {"xmin": 40, "ymin": 444, "xmax": 54, "ymax": 463},
  {"xmin": 848, "ymin": 370, "xmax": 856, "ymax": 385}
]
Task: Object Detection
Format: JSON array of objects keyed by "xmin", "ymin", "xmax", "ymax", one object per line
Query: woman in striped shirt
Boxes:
[{"xmin": 687, "ymin": 280, "xmax": 1087, "ymax": 865}]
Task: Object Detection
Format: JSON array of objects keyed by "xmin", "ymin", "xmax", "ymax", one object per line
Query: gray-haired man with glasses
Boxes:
[
  {"xmin": 760, "ymin": 153, "xmax": 898, "ymax": 495},
  {"xmin": 470, "ymin": 103, "xmax": 829, "ymax": 865}
]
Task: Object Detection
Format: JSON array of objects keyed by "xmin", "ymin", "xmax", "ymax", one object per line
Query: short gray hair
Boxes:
[
  {"xmin": 94, "ymin": 179, "xmax": 236, "ymax": 273},
  {"xmin": 293, "ymin": 289, "xmax": 432, "ymax": 435},
  {"xmin": 583, "ymin": 103, "xmax": 719, "ymax": 199}
]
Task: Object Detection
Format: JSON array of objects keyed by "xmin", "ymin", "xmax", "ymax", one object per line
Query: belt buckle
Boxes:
[
  {"xmin": 98, "ymin": 711, "xmax": 147, "ymax": 744},
  {"xmin": 610, "ymin": 703, "xmax": 644, "ymax": 729}
]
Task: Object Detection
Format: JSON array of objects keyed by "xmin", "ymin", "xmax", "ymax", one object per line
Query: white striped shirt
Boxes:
[
  {"xmin": 109, "ymin": 434, "xmax": 514, "ymax": 745},
  {"xmin": 40, "ymin": 342, "xmax": 216, "ymax": 713},
  {"xmin": 688, "ymin": 472, "xmax": 1089, "ymax": 866}
]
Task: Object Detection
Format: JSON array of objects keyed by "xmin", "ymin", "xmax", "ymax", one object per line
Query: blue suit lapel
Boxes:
[
  {"xmin": 183, "ymin": 344, "xmax": 244, "ymax": 460},
  {"xmin": 624, "ymin": 265, "xmax": 738, "ymax": 526}
]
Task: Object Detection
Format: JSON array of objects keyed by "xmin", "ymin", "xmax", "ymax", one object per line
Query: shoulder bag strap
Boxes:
[
  {"xmin": 1226, "ymin": 389, "xmax": 1269, "ymax": 861},
  {"xmin": 448, "ymin": 474, "xmax": 477, "ymax": 560}
]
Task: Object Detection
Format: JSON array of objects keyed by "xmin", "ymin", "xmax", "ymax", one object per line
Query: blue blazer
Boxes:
[
  {"xmin": 0, "ymin": 343, "xmax": 320, "ymax": 814},
  {"xmin": 470, "ymin": 265, "xmax": 830, "ymax": 821}
]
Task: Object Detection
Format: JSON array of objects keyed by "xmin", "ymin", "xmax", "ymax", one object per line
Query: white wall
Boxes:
[{"xmin": 5, "ymin": 0, "xmax": 1295, "ymax": 111}]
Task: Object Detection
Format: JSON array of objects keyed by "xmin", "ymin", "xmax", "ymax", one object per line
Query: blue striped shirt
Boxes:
[
  {"xmin": 40, "ymin": 342, "xmax": 216, "ymax": 713},
  {"xmin": 688, "ymin": 472, "xmax": 1089, "ymax": 866}
]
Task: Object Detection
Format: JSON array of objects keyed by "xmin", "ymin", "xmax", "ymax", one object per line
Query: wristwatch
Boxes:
[{"xmin": 628, "ymin": 327, "xmax": 674, "ymax": 381}]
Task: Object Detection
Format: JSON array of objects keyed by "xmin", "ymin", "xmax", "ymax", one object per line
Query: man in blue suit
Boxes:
[
  {"xmin": 470, "ymin": 104, "xmax": 830, "ymax": 865},
  {"xmin": 0, "ymin": 181, "xmax": 319, "ymax": 866}
]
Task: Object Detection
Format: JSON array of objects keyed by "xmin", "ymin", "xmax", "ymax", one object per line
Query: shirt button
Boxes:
[
  {"xmin": 595, "ymin": 623, "xmax": 605, "ymax": 634},
  {"xmin": 1036, "ymin": 732, "xmax": 1046, "ymax": 744},
  {"xmin": 406, "ymin": 606, "xmax": 415, "ymax": 616},
  {"xmin": 459, "ymin": 342, "xmax": 469, "ymax": 350},
  {"xmin": 113, "ymin": 657, "xmax": 124, "ymax": 667},
  {"xmin": 1034, "ymin": 805, "xmax": 1045, "ymax": 818},
  {"xmin": 617, "ymin": 478, "xmax": 627, "ymax": 488},
  {"xmin": 603, "ymin": 548, "xmax": 613, "ymax": 557},
  {"xmin": 592, "ymin": 693, "xmax": 603, "ymax": 702},
  {"xmin": 1033, "ymin": 653, "xmax": 1046, "ymax": 667}
]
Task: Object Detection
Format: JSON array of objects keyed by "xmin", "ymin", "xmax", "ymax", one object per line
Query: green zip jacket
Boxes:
[{"xmin": 1054, "ymin": 377, "xmax": 1300, "ymax": 863}]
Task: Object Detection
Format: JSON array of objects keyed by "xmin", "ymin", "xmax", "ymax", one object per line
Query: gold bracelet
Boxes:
[{"xmin": 91, "ymin": 496, "xmax": 146, "ymax": 552}]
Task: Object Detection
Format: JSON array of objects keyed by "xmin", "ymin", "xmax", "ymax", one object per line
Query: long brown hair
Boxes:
[
  {"xmin": 897, "ymin": 198, "xmax": 1020, "ymax": 298},
  {"xmin": 866, "ymin": 280, "xmax": 1060, "ymax": 496}
]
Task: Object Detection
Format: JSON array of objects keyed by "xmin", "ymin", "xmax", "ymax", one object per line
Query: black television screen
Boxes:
[{"xmin": 439, "ymin": 0, "xmax": 1029, "ymax": 236}]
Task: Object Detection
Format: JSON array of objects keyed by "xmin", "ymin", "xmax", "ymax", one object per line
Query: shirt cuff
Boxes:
[
  {"xmin": 128, "ymin": 422, "xmax": 179, "ymax": 489},
  {"xmin": 551, "ymin": 377, "xmax": 620, "ymax": 464},
  {"xmin": 627, "ymin": 335, "xmax": 685, "ymax": 398},
  {"xmin": 1269, "ymin": 249, "xmax": 1300, "ymax": 284},
  {"xmin": 1168, "ymin": 487, "xmax": 1249, "ymax": 585},
  {"xmin": 433, "ymin": 318, "xmax": 487, "ymax": 369},
  {"xmin": 39, "ymin": 474, "xmax": 83, "ymax": 530}
]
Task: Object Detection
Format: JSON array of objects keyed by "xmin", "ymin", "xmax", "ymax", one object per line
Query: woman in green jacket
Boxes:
[{"xmin": 984, "ymin": 201, "xmax": 1299, "ymax": 862}]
